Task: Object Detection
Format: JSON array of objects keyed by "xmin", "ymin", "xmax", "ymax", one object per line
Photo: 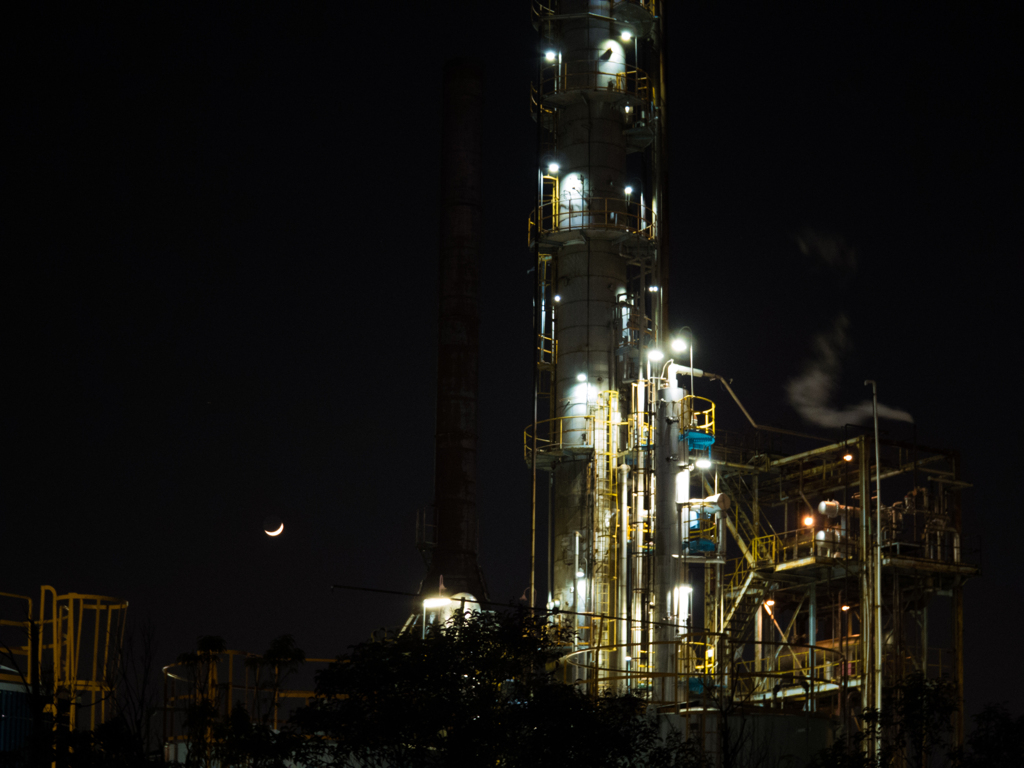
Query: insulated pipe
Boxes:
[
  {"xmin": 618, "ymin": 463, "xmax": 630, "ymax": 682},
  {"xmin": 421, "ymin": 59, "xmax": 488, "ymax": 601},
  {"xmin": 866, "ymin": 380, "xmax": 884, "ymax": 739},
  {"xmin": 653, "ymin": 385, "xmax": 683, "ymax": 701}
]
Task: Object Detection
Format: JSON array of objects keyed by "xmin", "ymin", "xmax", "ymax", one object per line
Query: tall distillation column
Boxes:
[{"xmin": 530, "ymin": 1, "xmax": 665, "ymax": 679}]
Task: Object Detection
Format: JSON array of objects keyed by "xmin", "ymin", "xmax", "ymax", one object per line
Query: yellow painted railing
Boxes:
[
  {"xmin": 682, "ymin": 395, "xmax": 715, "ymax": 436},
  {"xmin": 538, "ymin": 61, "xmax": 651, "ymax": 102}
]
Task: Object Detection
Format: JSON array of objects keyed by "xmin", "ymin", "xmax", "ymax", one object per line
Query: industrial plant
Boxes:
[
  {"xmin": 516, "ymin": 0, "xmax": 979, "ymax": 763},
  {"xmin": 0, "ymin": 2, "xmax": 980, "ymax": 765}
]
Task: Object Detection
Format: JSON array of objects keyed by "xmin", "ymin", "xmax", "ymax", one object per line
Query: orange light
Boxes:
[
  {"xmin": 841, "ymin": 605, "xmax": 850, "ymax": 612},
  {"xmin": 765, "ymin": 599, "xmax": 775, "ymax": 607},
  {"xmin": 803, "ymin": 515, "xmax": 815, "ymax": 527},
  {"xmin": 843, "ymin": 453, "xmax": 854, "ymax": 462}
]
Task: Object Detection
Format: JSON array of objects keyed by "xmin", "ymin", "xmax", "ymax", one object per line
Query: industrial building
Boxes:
[{"xmin": 519, "ymin": 1, "xmax": 979, "ymax": 763}]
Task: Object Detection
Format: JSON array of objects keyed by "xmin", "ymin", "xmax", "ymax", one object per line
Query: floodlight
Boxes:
[
  {"xmin": 547, "ymin": 162, "xmax": 559, "ymax": 173},
  {"xmin": 648, "ymin": 350, "xmax": 664, "ymax": 362},
  {"xmin": 545, "ymin": 50, "xmax": 556, "ymax": 61}
]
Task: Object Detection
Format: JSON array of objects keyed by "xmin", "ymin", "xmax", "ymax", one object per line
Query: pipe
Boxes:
[
  {"xmin": 653, "ymin": 384, "xmax": 683, "ymax": 702},
  {"xmin": 865, "ymin": 380, "xmax": 884, "ymax": 748},
  {"xmin": 618, "ymin": 463, "xmax": 630, "ymax": 685}
]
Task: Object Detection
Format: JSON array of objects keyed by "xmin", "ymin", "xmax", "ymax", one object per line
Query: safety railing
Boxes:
[
  {"xmin": 530, "ymin": 196, "xmax": 655, "ymax": 243},
  {"xmin": 775, "ymin": 527, "xmax": 859, "ymax": 563},
  {"xmin": 752, "ymin": 534, "xmax": 778, "ymax": 564},
  {"xmin": 538, "ymin": 61, "xmax": 651, "ymax": 102},
  {"xmin": 682, "ymin": 395, "xmax": 715, "ymax": 436},
  {"xmin": 556, "ymin": 628, "xmax": 847, "ymax": 710},
  {"xmin": 163, "ymin": 650, "xmax": 333, "ymax": 749},
  {"xmin": 524, "ymin": 414, "xmax": 597, "ymax": 463}
]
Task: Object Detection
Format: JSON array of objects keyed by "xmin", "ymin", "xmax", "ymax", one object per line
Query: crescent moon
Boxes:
[{"xmin": 265, "ymin": 523, "xmax": 284, "ymax": 537}]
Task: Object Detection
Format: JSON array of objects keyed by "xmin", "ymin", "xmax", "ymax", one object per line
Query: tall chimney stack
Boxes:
[{"xmin": 420, "ymin": 59, "xmax": 488, "ymax": 601}]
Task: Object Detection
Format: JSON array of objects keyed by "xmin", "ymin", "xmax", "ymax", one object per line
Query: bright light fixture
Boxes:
[
  {"xmin": 621, "ymin": 30, "xmax": 632, "ymax": 41},
  {"xmin": 547, "ymin": 162, "xmax": 559, "ymax": 173},
  {"xmin": 648, "ymin": 349, "xmax": 664, "ymax": 362},
  {"xmin": 625, "ymin": 655, "xmax": 632, "ymax": 662},
  {"xmin": 576, "ymin": 570, "xmax": 585, "ymax": 578},
  {"xmin": 765, "ymin": 599, "xmax": 775, "ymax": 607},
  {"xmin": 671, "ymin": 338, "xmax": 687, "ymax": 352},
  {"xmin": 695, "ymin": 457, "xmax": 712, "ymax": 470},
  {"xmin": 553, "ymin": 293, "xmax": 561, "ymax": 302},
  {"xmin": 624, "ymin": 186, "xmax": 633, "ymax": 194},
  {"xmin": 841, "ymin": 605, "xmax": 851, "ymax": 612},
  {"xmin": 803, "ymin": 515, "xmax": 815, "ymax": 527},
  {"xmin": 843, "ymin": 453, "xmax": 854, "ymax": 462},
  {"xmin": 648, "ymin": 285, "xmax": 658, "ymax": 292},
  {"xmin": 577, "ymin": 373, "xmax": 587, "ymax": 382},
  {"xmin": 545, "ymin": 50, "xmax": 556, "ymax": 61},
  {"xmin": 423, "ymin": 597, "xmax": 451, "ymax": 609}
]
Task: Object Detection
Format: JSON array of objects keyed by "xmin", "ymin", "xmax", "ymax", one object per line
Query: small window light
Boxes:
[
  {"xmin": 577, "ymin": 373, "xmax": 587, "ymax": 382},
  {"xmin": 545, "ymin": 50, "xmax": 556, "ymax": 61},
  {"xmin": 695, "ymin": 457, "xmax": 712, "ymax": 470},
  {"xmin": 648, "ymin": 350, "xmax": 664, "ymax": 362},
  {"xmin": 621, "ymin": 30, "xmax": 632, "ymax": 41},
  {"xmin": 803, "ymin": 515, "xmax": 815, "ymax": 527},
  {"xmin": 547, "ymin": 162, "xmax": 559, "ymax": 173}
]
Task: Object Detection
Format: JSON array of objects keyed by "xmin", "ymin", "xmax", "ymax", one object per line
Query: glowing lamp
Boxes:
[
  {"xmin": 671, "ymin": 338, "xmax": 687, "ymax": 352},
  {"xmin": 765, "ymin": 599, "xmax": 775, "ymax": 607},
  {"xmin": 648, "ymin": 350, "xmax": 664, "ymax": 362},
  {"xmin": 843, "ymin": 453, "xmax": 854, "ymax": 462},
  {"xmin": 624, "ymin": 186, "xmax": 633, "ymax": 194},
  {"xmin": 841, "ymin": 605, "xmax": 851, "ymax": 612},
  {"xmin": 803, "ymin": 515, "xmax": 815, "ymax": 527},
  {"xmin": 547, "ymin": 162, "xmax": 559, "ymax": 173},
  {"xmin": 577, "ymin": 373, "xmax": 587, "ymax": 382},
  {"xmin": 553, "ymin": 293, "xmax": 561, "ymax": 302},
  {"xmin": 423, "ymin": 597, "xmax": 451, "ymax": 609},
  {"xmin": 621, "ymin": 30, "xmax": 632, "ymax": 41},
  {"xmin": 575, "ymin": 570, "xmax": 585, "ymax": 578},
  {"xmin": 648, "ymin": 285, "xmax": 658, "ymax": 292},
  {"xmin": 695, "ymin": 458, "xmax": 712, "ymax": 470},
  {"xmin": 545, "ymin": 50, "xmax": 556, "ymax": 61}
]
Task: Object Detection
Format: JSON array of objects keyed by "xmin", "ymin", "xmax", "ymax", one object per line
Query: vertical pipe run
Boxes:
[
  {"xmin": 866, "ymin": 381, "xmax": 883, "ymax": 726},
  {"xmin": 654, "ymin": 384, "xmax": 682, "ymax": 701},
  {"xmin": 422, "ymin": 59, "xmax": 488, "ymax": 601}
]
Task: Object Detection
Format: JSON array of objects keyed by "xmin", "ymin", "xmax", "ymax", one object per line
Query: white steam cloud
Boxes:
[{"xmin": 787, "ymin": 314, "xmax": 913, "ymax": 428}]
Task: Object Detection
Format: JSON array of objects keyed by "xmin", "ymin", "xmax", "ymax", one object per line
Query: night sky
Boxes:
[{"xmin": 6, "ymin": 4, "xmax": 1021, "ymax": 718}]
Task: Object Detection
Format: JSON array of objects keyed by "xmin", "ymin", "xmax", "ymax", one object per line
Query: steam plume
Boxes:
[{"xmin": 787, "ymin": 314, "xmax": 913, "ymax": 428}]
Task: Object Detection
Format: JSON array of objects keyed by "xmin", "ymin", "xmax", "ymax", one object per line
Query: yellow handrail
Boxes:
[{"xmin": 682, "ymin": 395, "xmax": 715, "ymax": 436}]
